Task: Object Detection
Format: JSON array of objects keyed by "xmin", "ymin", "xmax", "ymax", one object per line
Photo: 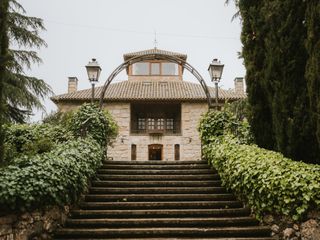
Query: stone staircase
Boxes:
[{"xmin": 54, "ymin": 160, "xmax": 273, "ymax": 239}]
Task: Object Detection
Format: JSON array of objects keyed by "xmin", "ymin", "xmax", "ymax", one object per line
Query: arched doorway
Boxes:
[{"xmin": 148, "ymin": 144, "xmax": 163, "ymax": 160}]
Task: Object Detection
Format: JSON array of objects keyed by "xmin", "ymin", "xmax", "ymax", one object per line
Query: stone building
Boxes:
[{"xmin": 51, "ymin": 48, "xmax": 245, "ymax": 161}]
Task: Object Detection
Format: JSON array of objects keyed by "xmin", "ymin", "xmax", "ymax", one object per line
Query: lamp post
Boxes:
[
  {"xmin": 85, "ymin": 58, "xmax": 102, "ymax": 103},
  {"xmin": 208, "ymin": 58, "xmax": 224, "ymax": 109}
]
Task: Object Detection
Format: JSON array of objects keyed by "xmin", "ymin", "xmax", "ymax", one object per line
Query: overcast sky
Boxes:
[{"xmin": 19, "ymin": 0, "xmax": 244, "ymax": 121}]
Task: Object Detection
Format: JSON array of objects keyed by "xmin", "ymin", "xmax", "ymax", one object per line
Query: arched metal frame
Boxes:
[{"xmin": 99, "ymin": 53, "xmax": 213, "ymax": 108}]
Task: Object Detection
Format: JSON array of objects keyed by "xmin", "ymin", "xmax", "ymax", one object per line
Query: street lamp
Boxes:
[
  {"xmin": 85, "ymin": 58, "xmax": 102, "ymax": 103},
  {"xmin": 208, "ymin": 58, "xmax": 224, "ymax": 109}
]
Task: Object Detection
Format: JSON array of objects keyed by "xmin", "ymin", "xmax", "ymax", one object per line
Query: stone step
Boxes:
[
  {"xmin": 89, "ymin": 187, "xmax": 228, "ymax": 194},
  {"xmin": 96, "ymin": 174, "xmax": 220, "ymax": 181},
  {"xmin": 85, "ymin": 194, "xmax": 236, "ymax": 202},
  {"xmin": 54, "ymin": 160, "xmax": 272, "ymax": 239},
  {"xmin": 103, "ymin": 160, "xmax": 208, "ymax": 165},
  {"xmin": 55, "ymin": 238, "xmax": 274, "ymax": 240},
  {"xmin": 71, "ymin": 208, "xmax": 251, "ymax": 219},
  {"xmin": 97, "ymin": 169, "xmax": 217, "ymax": 175},
  {"xmin": 80, "ymin": 201, "xmax": 243, "ymax": 210},
  {"xmin": 65, "ymin": 217, "xmax": 259, "ymax": 228},
  {"xmin": 54, "ymin": 226, "xmax": 271, "ymax": 238},
  {"xmin": 91, "ymin": 180, "xmax": 222, "ymax": 188},
  {"xmin": 100, "ymin": 164, "xmax": 210, "ymax": 170}
]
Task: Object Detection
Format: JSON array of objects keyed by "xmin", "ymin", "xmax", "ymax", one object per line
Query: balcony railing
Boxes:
[{"xmin": 131, "ymin": 128, "xmax": 181, "ymax": 135}]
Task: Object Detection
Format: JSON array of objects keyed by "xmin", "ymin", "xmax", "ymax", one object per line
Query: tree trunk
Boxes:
[{"xmin": 0, "ymin": 0, "xmax": 9, "ymax": 164}]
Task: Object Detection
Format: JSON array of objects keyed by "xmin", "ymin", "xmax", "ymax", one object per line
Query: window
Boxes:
[
  {"xmin": 148, "ymin": 118, "xmax": 155, "ymax": 130},
  {"xmin": 132, "ymin": 62, "xmax": 149, "ymax": 75},
  {"xmin": 131, "ymin": 62, "xmax": 179, "ymax": 76},
  {"xmin": 131, "ymin": 144, "xmax": 137, "ymax": 160},
  {"xmin": 162, "ymin": 63, "xmax": 178, "ymax": 75},
  {"xmin": 151, "ymin": 63, "xmax": 160, "ymax": 75},
  {"xmin": 174, "ymin": 144, "xmax": 180, "ymax": 160},
  {"xmin": 138, "ymin": 118, "xmax": 146, "ymax": 130},
  {"xmin": 157, "ymin": 118, "xmax": 165, "ymax": 130},
  {"xmin": 166, "ymin": 118, "xmax": 174, "ymax": 130}
]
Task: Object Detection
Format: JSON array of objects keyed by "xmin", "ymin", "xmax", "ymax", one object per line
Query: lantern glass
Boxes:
[
  {"xmin": 208, "ymin": 59, "xmax": 224, "ymax": 81},
  {"xmin": 86, "ymin": 58, "xmax": 102, "ymax": 83}
]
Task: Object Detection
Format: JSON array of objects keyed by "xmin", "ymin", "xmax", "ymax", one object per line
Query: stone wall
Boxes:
[
  {"xmin": 262, "ymin": 211, "xmax": 320, "ymax": 240},
  {"xmin": 0, "ymin": 206, "xmax": 69, "ymax": 240}
]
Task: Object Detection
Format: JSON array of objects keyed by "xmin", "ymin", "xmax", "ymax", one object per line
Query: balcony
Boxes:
[{"xmin": 130, "ymin": 103, "xmax": 181, "ymax": 136}]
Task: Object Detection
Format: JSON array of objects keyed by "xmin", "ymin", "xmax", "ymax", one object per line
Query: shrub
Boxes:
[
  {"xmin": 3, "ymin": 124, "xmax": 74, "ymax": 163},
  {"xmin": 198, "ymin": 107, "xmax": 253, "ymax": 145},
  {"xmin": 199, "ymin": 108, "xmax": 320, "ymax": 220},
  {"xmin": 0, "ymin": 137, "xmax": 103, "ymax": 210},
  {"xmin": 42, "ymin": 110, "xmax": 74, "ymax": 126},
  {"xmin": 203, "ymin": 136, "xmax": 320, "ymax": 220},
  {"xmin": 70, "ymin": 103, "xmax": 118, "ymax": 146}
]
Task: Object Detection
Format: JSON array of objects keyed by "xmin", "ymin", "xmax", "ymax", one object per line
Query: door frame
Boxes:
[{"xmin": 148, "ymin": 144, "xmax": 163, "ymax": 160}]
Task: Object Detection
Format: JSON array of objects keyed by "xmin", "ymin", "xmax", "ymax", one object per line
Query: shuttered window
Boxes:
[
  {"xmin": 174, "ymin": 144, "xmax": 180, "ymax": 160},
  {"xmin": 131, "ymin": 144, "xmax": 137, "ymax": 160}
]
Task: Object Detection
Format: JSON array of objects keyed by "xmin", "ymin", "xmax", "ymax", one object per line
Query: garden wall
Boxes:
[{"xmin": 0, "ymin": 206, "xmax": 69, "ymax": 240}]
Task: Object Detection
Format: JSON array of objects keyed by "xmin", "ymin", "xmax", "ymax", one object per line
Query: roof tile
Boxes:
[
  {"xmin": 123, "ymin": 48, "xmax": 187, "ymax": 60},
  {"xmin": 51, "ymin": 80, "xmax": 246, "ymax": 102}
]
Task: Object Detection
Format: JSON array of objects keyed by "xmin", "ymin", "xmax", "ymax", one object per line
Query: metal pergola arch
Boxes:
[{"xmin": 99, "ymin": 53, "xmax": 213, "ymax": 108}]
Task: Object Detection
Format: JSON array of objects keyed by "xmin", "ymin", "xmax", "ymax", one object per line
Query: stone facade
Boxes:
[
  {"xmin": 107, "ymin": 102, "xmax": 208, "ymax": 161},
  {"xmin": 56, "ymin": 101, "xmax": 208, "ymax": 161}
]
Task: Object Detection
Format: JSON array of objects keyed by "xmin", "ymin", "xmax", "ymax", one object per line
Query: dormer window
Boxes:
[
  {"xmin": 162, "ymin": 63, "xmax": 178, "ymax": 75},
  {"xmin": 151, "ymin": 63, "xmax": 160, "ymax": 75},
  {"xmin": 132, "ymin": 62, "xmax": 179, "ymax": 76},
  {"xmin": 132, "ymin": 62, "xmax": 149, "ymax": 75}
]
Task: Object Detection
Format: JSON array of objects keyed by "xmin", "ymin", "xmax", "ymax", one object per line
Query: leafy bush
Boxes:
[
  {"xmin": 42, "ymin": 110, "xmax": 74, "ymax": 126},
  {"xmin": 3, "ymin": 124, "xmax": 74, "ymax": 163},
  {"xmin": 0, "ymin": 103, "xmax": 118, "ymax": 211},
  {"xmin": 70, "ymin": 103, "xmax": 118, "ymax": 146},
  {"xmin": 227, "ymin": 99, "xmax": 250, "ymax": 121},
  {"xmin": 0, "ymin": 137, "xmax": 103, "ymax": 210},
  {"xmin": 203, "ymin": 136, "xmax": 320, "ymax": 220},
  {"xmin": 199, "ymin": 108, "xmax": 320, "ymax": 220},
  {"xmin": 198, "ymin": 107, "xmax": 253, "ymax": 145}
]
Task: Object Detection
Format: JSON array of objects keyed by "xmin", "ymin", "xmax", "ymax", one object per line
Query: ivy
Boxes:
[
  {"xmin": 0, "ymin": 103, "xmax": 118, "ymax": 211},
  {"xmin": 199, "ymin": 107, "xmax": 320, "ymax": 220},
  {"xmin": 3, "ymin": 124, "xmax": 74, "ymax": 163},
  {"xmin": 70, "ymin": 103, "xmax": 118, "ymax": 147},
  {"xmin": 0, "ymin": 137, "xmax": 103, "ymax": 211},
  {"xmin": 198, "ymin": 105, "xmax": 253, "ymax": 145}
]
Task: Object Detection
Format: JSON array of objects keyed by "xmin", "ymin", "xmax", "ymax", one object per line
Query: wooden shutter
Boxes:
[
  {"xmin": 174, "ymin": 144, "xmax": 180, "ymax": 160},
  {"xmin": 131, "ymin": 144, "xmax": 137, "ymax": 160}
]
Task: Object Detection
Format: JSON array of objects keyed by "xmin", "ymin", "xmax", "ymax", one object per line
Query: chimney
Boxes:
[
  {"xmin": 68, "ymin": 77, "xmax": 78, "ymax": 93},
  {"xmin": 234, "ymin": 77, "xmax": 244, "ymax": 94}
]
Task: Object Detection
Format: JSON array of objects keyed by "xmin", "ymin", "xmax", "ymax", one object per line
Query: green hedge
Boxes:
[
  {"xmin": 4, "ymin": 124, "xmax": 74, "ymax": 162},
  {"xmin": 0, "ymin": 137, "xmax": 103, "ymax": 210},
  {"xmin": 199, "ymin": 108, "xmax": 320, "ymax": 220}
]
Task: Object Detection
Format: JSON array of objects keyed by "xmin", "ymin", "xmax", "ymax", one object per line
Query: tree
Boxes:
[
  {"xmin": 0, "ymin": 0, "xmax": 51, "ymax": 163},
  {"xmin": 231, "ymin": 0, "xmax": 320, "ymax": 163},
  {"xmin": 0, "ymin": 0, "xmax": 10, "ymax": 164},
  {"xmin": 305, "ymin": 1, "xmax": 320, "ymax": 153},
  {"xmin": 238, "ymin": 0, "xmax": 275, "ymax": 150}
]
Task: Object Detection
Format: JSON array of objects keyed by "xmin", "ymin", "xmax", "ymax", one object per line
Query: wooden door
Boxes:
[{"xmin": 148, "ymin": 144, "xmax": 162, "ymax": 160}]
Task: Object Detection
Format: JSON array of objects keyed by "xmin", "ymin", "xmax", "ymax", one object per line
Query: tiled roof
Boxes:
[
  {"xmin": 123, "ymin": 48, "xmax": 187, "ymax": 61},
  {"xmin": 51, "ymin": 80, "xmax": 246, "ymax": 102}
]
